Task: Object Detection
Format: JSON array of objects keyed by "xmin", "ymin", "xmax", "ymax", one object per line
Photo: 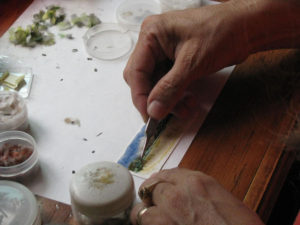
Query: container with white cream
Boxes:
[
  {"xmin": 0, "ymin": 91, "xmax": 28, "ymax": 131},
  {"xmin": 70, "ymin": 161, "xmax": 135, "ymax": 225}
]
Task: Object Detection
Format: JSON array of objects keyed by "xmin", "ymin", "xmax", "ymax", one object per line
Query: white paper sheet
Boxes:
[{"xmin": 0, "ymin": 0, "xmax": 234, "ymax": 204}]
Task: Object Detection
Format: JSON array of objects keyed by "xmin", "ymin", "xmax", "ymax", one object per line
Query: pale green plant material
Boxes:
[
  {"xmin": 71, "ymin": 13, "xmax": 101, "ymax": 28},
  {"xmin": 9, "ymin": 5, "xmax": 101, "ymax": 48}
]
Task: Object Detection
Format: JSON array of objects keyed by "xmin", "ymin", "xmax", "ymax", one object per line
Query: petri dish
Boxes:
[
  {"xmin": 0, "ymin": 180, "xmax": 41, "ymax": 225},
  {"xmin": 159, "ymin": 0, "xmax": 202, "ymax": 12},
  {"xmin": 116, "ymin": 0, "xmax": 161, "ymax": 31},
  {"xmin": 83, "ymin": 0, "xmax": 161, "ymax": 60},
  {"xmin": 83, "ymin": 23, "xmax": 133, "ymax": 60}
]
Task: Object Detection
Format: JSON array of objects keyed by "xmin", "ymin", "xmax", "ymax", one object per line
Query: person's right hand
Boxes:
[
  {"xmin": 124, "ymin": 0, "xmax": 300, "ymax": 121},
  {"xmin": 123, "ymin": 1, "xmax": 251, "ymax": 121}
]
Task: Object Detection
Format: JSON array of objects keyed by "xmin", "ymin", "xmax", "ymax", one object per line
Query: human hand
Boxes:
[
  {"xmin": 124, "ymin": 0, "xmax": 300, "ymax": 122},
  {"xmin": 123, "ymin": 2, "xmax": 250, "ymax": 121},
  {"xmin": 131, "ymin": 168, "xmax": 264, "ymax": 225}
]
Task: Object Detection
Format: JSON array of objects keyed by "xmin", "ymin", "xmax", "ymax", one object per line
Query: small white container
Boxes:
[
  {"xmin": 0, "ymin": 131, "xmax": 39, "ymax": 181},
  {"xmin": 70, "ymin": 161, "xmax": 135, "ymax": 225},
  {"xmin": 0, "ymin": 91, "xmax": 29, "ymax": 131},
  {"xmin": 0, "ymin": 180, "xmax": 41, "ymax": 225},
  {"xmin": 159, "ymin": 0, "xmax": 202, "ymax": 12}
]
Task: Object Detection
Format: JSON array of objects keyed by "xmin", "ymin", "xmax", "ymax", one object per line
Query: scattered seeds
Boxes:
[
  {"xmin": 59, "ymin": 33, "xmax": 74, "ymax": 39},
  {"xmin": 72, "ymin": 48, "xmax": 78, "ymax": 52},
  {"xmin": 42, "ymin": 53, "xmax": 47, "ymax": 56},
  {"xmin": 92, "ymin": 150, "xmax": 95, "ymax": 154},
  {"xmin": 60, "ymin": 78, "xmax": 63, "ymax": 82},
  {"xmin": 83, "ymin": 138, "xmax": 88, "ymax": 141},
  {"xmin": 87, "ymin": 57, "xmax": 93, "ymax": 61},
  {"xmin": 72, "ymin": 170, "xmax": 76, "ymax": 174},
  {"xmin": 96, "ymin": 132, "xmax": 103, "ymax": 137},
  {"xmin": 94, "ymin": 68, "xmax": 98, "ymax": 72}
]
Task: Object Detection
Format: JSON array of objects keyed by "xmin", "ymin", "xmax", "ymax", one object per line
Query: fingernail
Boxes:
[{"xmin": 147, "ymin": 100, "xmax": 167, "ymax": 119}]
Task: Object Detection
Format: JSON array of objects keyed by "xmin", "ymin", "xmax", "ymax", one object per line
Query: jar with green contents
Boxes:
[{"xmin": 70, "ymin": 161, "xmax": 135, "ymax": 225}]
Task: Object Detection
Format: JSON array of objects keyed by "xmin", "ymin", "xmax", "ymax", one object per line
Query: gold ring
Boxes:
[
  {"xmin": 138, "ymin": 180, "xmax": 161, "ymax": 203},
  {"xmin": 137, "ymin": 206, "xmax": 148, "ymax": 225}
]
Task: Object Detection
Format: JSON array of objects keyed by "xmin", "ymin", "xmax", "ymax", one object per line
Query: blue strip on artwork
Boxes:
[{"xmin": 118, "ymin": 125, "xmax": 145, "ymax": 168}]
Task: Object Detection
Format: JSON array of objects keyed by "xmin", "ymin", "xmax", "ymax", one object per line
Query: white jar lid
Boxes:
[
  {"xmin": 70, "ymin": 161, "xmax": 135, "ymax": 218},
  {"xmin": 116, "ymin": 0, "xmax": 161, "ymax": 31},
  {"xmin": 0, "ymin": 180, "xmax": 41, "ymax": 225}
]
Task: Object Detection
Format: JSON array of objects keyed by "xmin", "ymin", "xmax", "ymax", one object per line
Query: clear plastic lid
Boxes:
[
  {"xmin": 0, "ymin": 180, "xmax": 41, "ymax": 225},
  {"xmin": 83, "ymin": 0, "xmax": 160, "ymax": 60},
  {"xmin": 159, "ymin": 0, "xmax": 202, "ymax": 12},
  {"xmin": 0, "ymin": 91, "xmax": 28, "ymax": 131},
  {"xmin": 83, "ymin": 23, "xmax": 133, "ymax": 60},
  {"xmin": 116, "ymin": 0, "xmax": 161, "ymax": 31},
  {"xmin": 70, "ymin": 161, "xmax": 135, "ymax": 218}
]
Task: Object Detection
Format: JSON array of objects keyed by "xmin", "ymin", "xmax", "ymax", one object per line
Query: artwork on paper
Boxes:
[{"xmin": 118, "ymin": 115, "xmax": 189, "ymax": 179}]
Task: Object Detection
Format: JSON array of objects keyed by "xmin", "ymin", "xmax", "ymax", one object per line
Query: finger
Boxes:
[
  {"xmin": 130, "ymin": 203, "xmax": 146, "ymax": 225},
  {"xmin": 151, "ymin": 182, "xmax": 176, "ymax": 207},
  {"xmin": 124, "ymin": 47, "xmax": 155, "ymax": 121},
  {"xmin": 131, "ymin": 203, "xmax": 174, "ymax": 225},
  {"xmin": 172, "ymin": 92, "xmax": 197, "ymax": 119},
  {"xmin": 138, "ymin": 177, "xmax": 167, "ymax": 205},
  {"xmin": 123, "ymin": 17, "xmax": 167, "ymax": 120},
  {"xmin": 145, "ymin": 168, "xmax": 187, "ymax": 184},
  {"xmin": 147, "ymin": 42, "xmax": 199, "ymax": 120},
  {"xmin": 137, "ymin": 169, "xmax": 184, "ymax": 205}
]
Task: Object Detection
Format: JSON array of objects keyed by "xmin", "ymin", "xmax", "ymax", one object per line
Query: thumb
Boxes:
[{"xmin": 147, "ymin": 50, "xmax": 196, "ymax": 119}]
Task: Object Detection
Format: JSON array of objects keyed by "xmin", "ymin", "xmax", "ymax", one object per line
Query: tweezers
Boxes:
[{"xmin": 140, "ymin": 118, "xmax": 160, "ymax": 159}]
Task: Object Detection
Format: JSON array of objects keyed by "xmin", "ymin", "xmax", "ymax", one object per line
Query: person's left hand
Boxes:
[{"xmin": 131, "ymin": 168, "xmax": 264, "ymax": 225}]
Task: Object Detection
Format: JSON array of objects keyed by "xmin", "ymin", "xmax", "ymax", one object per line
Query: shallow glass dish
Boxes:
[{"xmin": 83, "ymin": 23, "xmax": 133, "ymax": 60}]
